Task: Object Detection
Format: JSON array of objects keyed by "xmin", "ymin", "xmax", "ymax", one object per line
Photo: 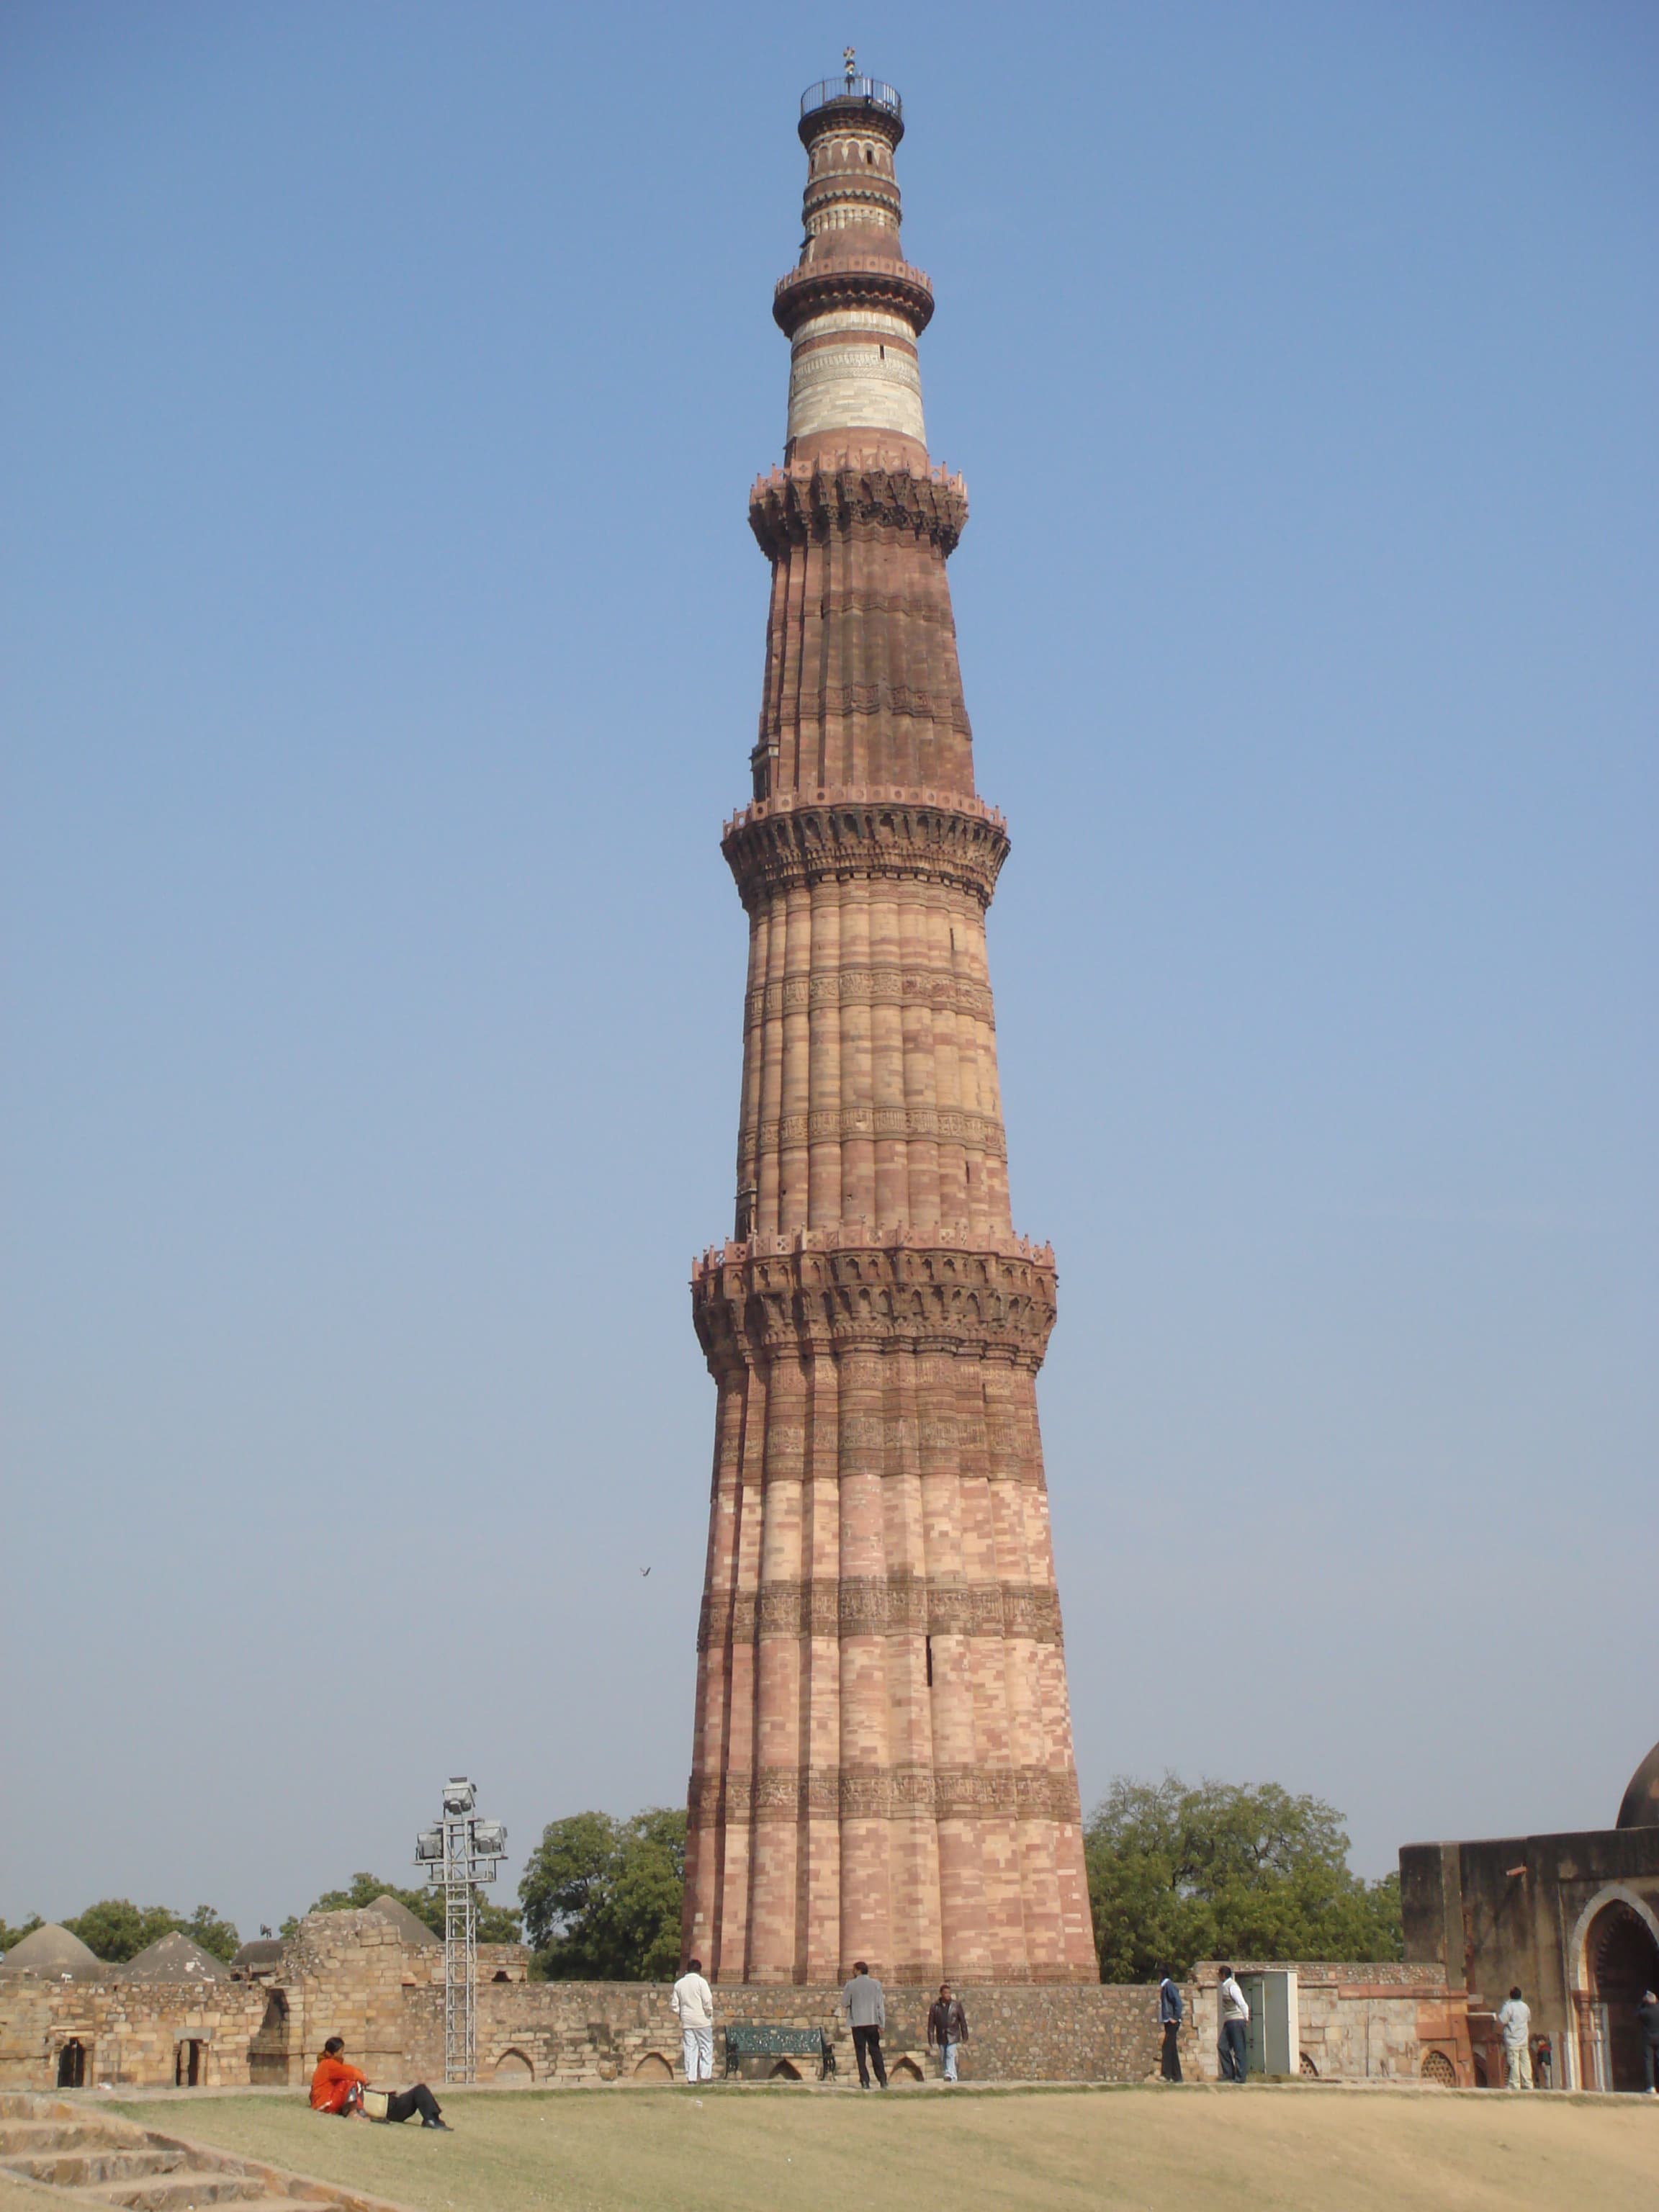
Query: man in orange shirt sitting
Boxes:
[{"xmin": 310, "ymin": 2037, "xmax": 449, "ymax": 2129}]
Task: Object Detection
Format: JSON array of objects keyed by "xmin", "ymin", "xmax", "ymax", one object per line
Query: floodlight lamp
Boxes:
[
  {"xmin": 470, "ymin": 1820, "xmax": 507, "ymax": 1857},
  {"xmin": 415, "ymin": 1828, "xmax": 444, "ymax": 1863},
  {"xmin": 442, "ymin": 1778, "xmax": 476, "ymax": 1816}
]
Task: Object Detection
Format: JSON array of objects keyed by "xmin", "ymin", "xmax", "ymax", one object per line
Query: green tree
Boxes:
[
  {"xmin": 62, "ymin": 1899, "xmax": 241, "ymax": 1964},
  {"xmin": 518, "ymin": 1809, "xmax": 685, "ymax": 1982},
  {"xmin": 1084, "ymin": 1776, "xmax": 1403, "ymax": 1983},
  {"xmin": 0, "ymin": 1916, "xmax": 42, "ymax": 1953},
  {"xmin": 279, "ymin": 1872, "xmax": 520, "ymax": 1945}
]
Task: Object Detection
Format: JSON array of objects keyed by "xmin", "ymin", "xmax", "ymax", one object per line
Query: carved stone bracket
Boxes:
[
  {"xmin": 750, "ymin": 462, "xmax": 966, "ymax": 559},
  {"xmin": 724, "ymin": 791, "xmax": 1010, "ymax": 911},
  {"xmin": 691, "ymin": 1236, "xmax": 1058, "ymax": 1375}
]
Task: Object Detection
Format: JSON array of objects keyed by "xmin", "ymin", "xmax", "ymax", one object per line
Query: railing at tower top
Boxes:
[{"xmin": 801, "ymin": 76, "xmax": 902, "ymax": 121}]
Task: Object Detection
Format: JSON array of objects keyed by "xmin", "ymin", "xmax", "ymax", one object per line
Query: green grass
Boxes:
[{"xmin": 111, "ymin": 2082, "xmax": 1658, "ymax": 2212}]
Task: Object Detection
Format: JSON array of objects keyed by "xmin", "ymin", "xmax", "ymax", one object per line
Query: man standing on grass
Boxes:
[
  {"xmin": 1157, "ymin": 1969, "xmax": 1184, "ymax": 2082},
  {"xmin": 927, "ymin": 1984, "xmax": 968, "ymax": 2084},
  {"xmin": 1496, "ymin": 1986, "xmax": 1532, "ymax": 2090},
  {"xmin": 1217, "ymin": 1969, "xmax": 1250, "ymax": 2083},
  {"xmin": 841, "ymin": 1961, "xmax": 888, "ymax": 2090},
  {"xmin": 671, "ymin": 1956, "xmax": 716, "ymax": 2085}
]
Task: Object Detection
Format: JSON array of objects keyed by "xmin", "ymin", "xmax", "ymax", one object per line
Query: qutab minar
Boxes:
[{"xmin": 684, "ymin": 61, "xmax": 1097, "ymax": 1987}]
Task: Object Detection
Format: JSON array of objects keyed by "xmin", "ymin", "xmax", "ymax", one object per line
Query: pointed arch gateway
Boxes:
[{"xmin": 1579, "ymin": 1895, "xmax": 1659, "ymax": 2091}]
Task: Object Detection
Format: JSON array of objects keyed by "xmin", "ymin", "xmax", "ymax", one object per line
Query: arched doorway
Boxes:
[{"xmin": 1586, "ymin": 1899, "xmax": 1659, "ymax": 2091}]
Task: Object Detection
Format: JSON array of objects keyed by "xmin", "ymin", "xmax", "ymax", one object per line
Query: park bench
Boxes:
[{"xmin": 723, "ymin": 2023, "xmax": 836, "ymax": 2080}]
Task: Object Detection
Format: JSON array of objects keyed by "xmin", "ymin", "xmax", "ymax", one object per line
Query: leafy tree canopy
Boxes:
[
  {"xmin": 0, "ymin": 1916, "xmax": 43, "ymax": 1954},
  {"xmin": 63, "ymin": 1899, "xmax": 240, "ymax": 1964},
  {"xmin": 518, "ymin": 1809, "xmax": 685, "ymax": 1982},
  {"xmin": 279, "ymin": 1871, "xmax": 521, "ymax": 1945},
  {"xmin": 1084, "ymin": 1775, "xmax": 1402, "ymax": 1984}
]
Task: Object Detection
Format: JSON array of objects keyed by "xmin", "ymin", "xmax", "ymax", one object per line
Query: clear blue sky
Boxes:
[{"xmin": 3, "ymin": 0, "xmax": 1654, "ymax": 1936}]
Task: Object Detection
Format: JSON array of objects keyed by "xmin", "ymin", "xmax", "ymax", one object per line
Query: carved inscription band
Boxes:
[
  {"xmin": 698, "ymin": 1575, "xmax": 1063, "ymax": 1650},
  {"xmin": 745, "ymin": 968, "xmax": 995, "ymax": 1027},
  {"xmin": 688, "ymin": 1764, "xmax": 1084, "ymax": 1825},
  {"xmin": 742, "ymin": 1103, "xmax": 1007, "ymax": 1159}
]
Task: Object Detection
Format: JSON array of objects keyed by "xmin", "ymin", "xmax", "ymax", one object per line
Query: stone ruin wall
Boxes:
[
  {"xmin": 1190, "ymin": 1961, "xmax": 1472, "ymax": 2087},
  {"xmin": 0, "ymin": 1974, "xmax": 268, "ymax": 2091},
  {"xmin": 0, "ymin": 1914, "xmax": 1457, "ymax": 2090}
]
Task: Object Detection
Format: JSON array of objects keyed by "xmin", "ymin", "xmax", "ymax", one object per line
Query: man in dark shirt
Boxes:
[
  {"xmin": 1638, "ymin": 1987, "xmax": 1659, "ymax": 2094},
  {"xmin": 1157, "ymin": 1970, "xmax": 1184, "ymax": 2082}
]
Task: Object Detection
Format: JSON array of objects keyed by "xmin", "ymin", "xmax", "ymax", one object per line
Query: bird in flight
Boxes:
[{"xmin": 639, "ymin": 1566, "xmax": 651, "ymax": 1577}]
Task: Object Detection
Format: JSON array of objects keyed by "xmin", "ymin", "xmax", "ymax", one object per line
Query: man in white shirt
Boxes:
[
  {"xmin": 1496, "ymin": 1986, "xmax": 1532, "ymax": 2090},
  {"xmin": 1217, "ymin": 1969, "xmax": 1251, "ymax": 2083},
  {"xmin": 670, "ymin": 1956, "xmax": 715, "ymax": 2085}
]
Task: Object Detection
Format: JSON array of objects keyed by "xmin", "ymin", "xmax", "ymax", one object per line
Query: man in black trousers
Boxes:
[
  {"xmin": 1157, "ymin": 1969, "xmax": 1184, "ymax": 2081},
  {"xmin": 840, "ymin": 1961, "xmax": 888, "ymax": 2089}
]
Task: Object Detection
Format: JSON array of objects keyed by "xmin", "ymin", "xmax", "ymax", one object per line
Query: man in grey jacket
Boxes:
[{"xmin": 841, "ymin": 1961, "xmax": 888, "ymax": 2089}]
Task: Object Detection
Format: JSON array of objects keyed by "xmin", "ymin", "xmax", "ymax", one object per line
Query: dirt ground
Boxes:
[{"xmin": 103, "ymin": 2082, "xmax": 1659, "ymax": 2212}]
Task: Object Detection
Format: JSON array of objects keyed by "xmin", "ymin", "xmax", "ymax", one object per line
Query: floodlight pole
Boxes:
[
  {"xmin": 443, "ymin": 1806, "xmax": 477, "ymax": 2084},
  {"xmin": 417, "ymin": 1777, "xmax": 508, "ymax": 2086}
]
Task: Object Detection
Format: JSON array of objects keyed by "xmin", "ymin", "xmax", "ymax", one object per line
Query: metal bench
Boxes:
[{"xmin": 723, "ymin": 2023, "xmax": 836, "ymax": 2080}]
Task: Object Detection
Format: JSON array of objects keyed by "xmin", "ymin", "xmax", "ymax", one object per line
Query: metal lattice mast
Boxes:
[{"xmin": 416, "ymin": 1776, "xmax": 507, "ymax": 2085}]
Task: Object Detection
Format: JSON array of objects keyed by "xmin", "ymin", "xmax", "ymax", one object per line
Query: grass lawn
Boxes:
[{"xmin": 109, "ymin": 2082, "xmax": 1658, "ymax": 2212}]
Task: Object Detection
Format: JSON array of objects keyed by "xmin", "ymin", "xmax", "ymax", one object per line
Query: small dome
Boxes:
[
  {"xmin": 122, "ymin": 1930, "xmax": 232, "ymax": 1983},
  {"xmin": 0, "ymin": 1923, "xmax": 105, "ymax": 1982},
  {"xmin": 367, "ymin": 1895, "xmax": 441, "ymax": 1946},
  {"xmin": 231, "ymin": 1938, "xmax": 284, "ymax": 1973},
  {"xmin": 1617, "ymin": 1739, "xmax": 1659, "ymax": 1830}
]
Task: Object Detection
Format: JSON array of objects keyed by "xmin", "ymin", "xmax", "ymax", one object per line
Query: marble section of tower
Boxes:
[{"xmin": 683, "ymin": 76, "xmax": 1098, "ymax": 1986}]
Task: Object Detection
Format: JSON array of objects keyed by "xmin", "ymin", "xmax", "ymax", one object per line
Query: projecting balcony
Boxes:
[{"xmin": 800, "ymin": 76, "xmax": 902, "ymax": 122}]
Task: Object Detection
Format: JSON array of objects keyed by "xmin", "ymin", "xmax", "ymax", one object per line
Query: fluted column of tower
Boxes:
[{"xmin": 684, "ymin": 68, "xmax": 1098, "ymax": 1987}]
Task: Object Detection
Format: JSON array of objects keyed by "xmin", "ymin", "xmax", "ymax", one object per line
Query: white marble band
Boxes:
[{"xmin": 787, "ymin": 341, "xmax": 926, "ymax": 444}]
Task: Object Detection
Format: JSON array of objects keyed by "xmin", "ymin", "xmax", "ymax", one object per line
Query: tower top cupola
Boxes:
[{"xmin": 774, "ymin": 57, "xmax": 933, "ymax": 467}]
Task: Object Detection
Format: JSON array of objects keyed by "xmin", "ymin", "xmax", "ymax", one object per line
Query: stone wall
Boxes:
[
  {"xmin": 402, "ymin": 1979, "xmax": 1166, "ymax": 2087},
  {"xmin": 0, "ymin": 1976, "xmax": 267, "ymax": 2090},
  {"xmin": 0, "ymin": 1917, "xmax": 1465, "ymax": 2091},
  {"xmin": 1187, "ymin": 1962, "xmax": 1469, "ymax": 2086}
]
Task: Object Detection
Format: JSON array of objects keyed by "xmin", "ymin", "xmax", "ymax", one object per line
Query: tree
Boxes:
[
  {"xmin": 0, "ymin": 1916, "xmax": 42, "ymax": 1954},
  {"xmin": 518, "ymin": 1809, "xmax": 685, "ymax": 1982},
  {"xmin": 63, "ymin": 1900, "xmax": 240, "ymax": 1964},
  {"xmin": 279, "ymin": 1872, "xmax": 520, "ymax": 1945},
  {"xmin": 1083, "ymin": 1776, "xmax": 1403, "ymax": 1983}
]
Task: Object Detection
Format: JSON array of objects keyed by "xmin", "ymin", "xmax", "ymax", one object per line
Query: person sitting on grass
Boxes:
[{"xmin": 310, "ymin": 2036, "xmax": 451, "ymax": 2129}]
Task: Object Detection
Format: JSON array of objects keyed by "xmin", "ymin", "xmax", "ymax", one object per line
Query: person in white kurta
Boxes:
[{"xmin": 670, "ymin": 1959, "xmax": 715, "ymax": 2083}]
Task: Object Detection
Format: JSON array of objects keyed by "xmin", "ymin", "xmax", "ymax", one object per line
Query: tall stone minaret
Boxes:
[{"xmin": 683, "ymin": 64, "xmax": 1098, "ymax": 1988}]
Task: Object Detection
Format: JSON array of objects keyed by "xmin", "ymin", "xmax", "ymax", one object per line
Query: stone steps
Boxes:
[
  {"xmin": 70, "ymin": 2178, "xmax": 276, "ymax": 2209},
  {"xmin": 6, "ymin": 2148, "xmax": 186, "ymax": 2186},
  {"xmin": 0, "ymin": 2094, "xmax": 415, "ymax": 2212}
]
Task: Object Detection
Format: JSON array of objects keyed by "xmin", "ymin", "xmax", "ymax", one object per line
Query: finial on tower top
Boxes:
[{"xmin": 844, "ymin": 45, "xmax": 856, "ymax": 81}]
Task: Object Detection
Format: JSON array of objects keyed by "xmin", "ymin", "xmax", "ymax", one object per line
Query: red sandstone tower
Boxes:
[{"xmin": 683, "ymin": 64, "xmax": 1097, "ymax": 1987}]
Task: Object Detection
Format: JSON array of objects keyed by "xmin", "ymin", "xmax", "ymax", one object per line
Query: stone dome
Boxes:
[
  {"xmin": 366, "ymin": 1894, "xmax": 441, "ymax": 1946},
  {"xmin": 0, "ymin": 1923, "xmax": 105, "ymax": 1982},
  {"xmin": 122, "ymin": 1930, "xmax": 231, "ymax": 1982},
  {"xmin": 1617, "ymin": 1738, "xmax": 1659, "ymax": 1830}
]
